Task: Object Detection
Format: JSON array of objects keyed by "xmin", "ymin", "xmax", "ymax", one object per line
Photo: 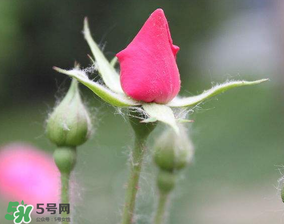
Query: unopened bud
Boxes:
[
  {"xmin": 154, "ymin": 125, "xmax": 194, "ymax": 172},
  {"xmin": 47, "ymin": 79, "xmax": 92, "ymax": 147}
]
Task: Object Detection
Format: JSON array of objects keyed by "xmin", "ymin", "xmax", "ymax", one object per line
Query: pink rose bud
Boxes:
[
  {"xmin": 0, "ymin": 144, "xmax": 60, "ymax": 207},
  {"xmin": 117, "ymin": 9, "xmax": 181, "ymax": 104}
]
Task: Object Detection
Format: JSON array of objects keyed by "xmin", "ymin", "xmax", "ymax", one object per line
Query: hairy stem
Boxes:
[
  {"xmin": 121, "ymin": 135, "xmax": 147, "ymax": 224},
  {"xmin": 54, "ymin": 147, "xmax": 76, "ymax": 224},
  {"xmin": 61, "ymin": 172, "xmax": 70, "ymax": 203},
  {"xmin": 154, "ymin": 192, "xmax": 169, "ymax": 224},
  {"xmin": 61, "ymin": 172, "xmax": 70, "ymax": 224}
]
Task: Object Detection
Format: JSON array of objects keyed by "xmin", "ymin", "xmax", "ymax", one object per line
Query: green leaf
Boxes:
[
  {"xmin": 142, "ymin": 103, "xmax": 179, "ymax": 134},
  {"xmin": 167, "ymin": 79, "xmax": 269, "ymax": 107},
  {"xmin": 53, "ymin": 67, "xmax": 140, "ymax": 107},
  {"xmin": 83, "ymin": 18, "xmax": 123, "ymax": 94}
]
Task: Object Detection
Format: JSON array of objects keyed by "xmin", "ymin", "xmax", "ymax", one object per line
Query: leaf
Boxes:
[
  {"xmin": 142, "ymin": 103, "xmax": 179, "ymax": 134},
  {"xmin": 83, "ymin": 18, "xmax": 123, "ymax": 93},
  {"xmin": 53, "ymin": 67, "xmax": 140, "ymax": 107},
  {"xmin": 167, "ymin": 79, "xmax": 269, "ymax": 107}
]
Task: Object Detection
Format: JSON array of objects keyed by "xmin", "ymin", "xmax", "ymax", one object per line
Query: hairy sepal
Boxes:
[
  {"xmin": 53, "ymin": 67, "xmax": 140, "ymax": 107},
  {"xmin": 167, "ymin": 79, "xmax": 269, "ymax": 107},
  {"xmin": 142, "ymin": 103, "xmax": 179, "ymax": 134},
  {"xmin": 83, "ymin": 18, "xmax": 123, "ymax": 94}
]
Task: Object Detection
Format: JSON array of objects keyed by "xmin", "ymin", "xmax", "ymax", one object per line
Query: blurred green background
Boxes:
[{"xmin": 1, "ymin": 0, "xmax": 284, "ymax": 223}]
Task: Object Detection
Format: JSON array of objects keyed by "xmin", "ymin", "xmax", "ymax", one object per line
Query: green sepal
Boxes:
[
  {"xmin": 167, "ymin": 79, "xmax": 269, "ymax": 107},
  {"xmin": 110, "ymin": 57, "xmax": 118, "ymax": 67},
  {"xmin": 83, "ymin": 18, "xmax": 123, "ymax": 93},
  {"xmin": 142, "ymin": 103, "xmax": 179, "ymax": 134},
  {"xmin": 177, "ymin": 119, "xmax": 194, "ymax": 123},
  {"xmin": 53, "ymin": 67, "xmax": 140, "ymax": 107},
  {"xmin": 140, "ymin": 117, "xmax": 158, "ymax": 123}
]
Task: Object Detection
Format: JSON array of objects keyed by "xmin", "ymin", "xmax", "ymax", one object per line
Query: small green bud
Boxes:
[
  {"xmin": 47, "ymin": 79, "xmax": 92, "ymax": 147},
  {"xmin": 53, "ymin": 147, "xmax": 76, "ymax": 173},
  {"xmin": 157, "ymin": 170, "xmax": 175, "ymax": 193},
  {"xmin": 154, "ymin": 125, "xmax": 194, "ymax": 172}
]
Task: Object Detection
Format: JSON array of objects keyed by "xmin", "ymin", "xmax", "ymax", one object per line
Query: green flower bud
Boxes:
[
  {"xmin": 154, "ymin": 125, "xmax": 194, "ymax": 172},
  {"xmin": 157, "ymin": 170, "xmax": 175, "ymax": 193},
  {"xmin": 47, "ymin": 79, "xmax": 92, "ymax": 147},
  {"xmin": 53, "ymin": 147, "xmax": 76, "ymax": 174}
]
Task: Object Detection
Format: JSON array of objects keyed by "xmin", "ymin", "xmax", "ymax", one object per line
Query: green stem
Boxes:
[
  {"xmin": 121, "ymin": 135, "xmax": 147, "ymax": 224},
  {"xmin": 61, "ymin": 172, "xmax": 70, "ymax": 224},
  {"xmin": 54, "ymin": 147, "xmax": 76, "ymax": 224},
  {"xmin": 61, "ymin": 172, "xmax": 70, "ymax": 203},
  {"xmin": 154, "ymin": 192, "xmax": 169, "ymax": 224}
]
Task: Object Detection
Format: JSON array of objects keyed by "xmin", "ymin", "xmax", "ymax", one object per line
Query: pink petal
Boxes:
[
  {"xmin": 117, "ymin": 9, "xmax": 181, "ymax": 104},
  {"xmin": 0, "ymin": 143, "xmax": 60, "ymax": 207}
]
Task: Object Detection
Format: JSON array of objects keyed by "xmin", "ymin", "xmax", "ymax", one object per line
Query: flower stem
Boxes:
[
  {"xmin": 153, "ymin": 170, "xmax": 175, "ymax": 224},
  {"xmin": 121, "ymin": 135, "xmax": 147, "ymax": 224},
  {"xmin": 120, "ymin": 111, "xmax": 156, "ymax": 224},
  {"xmin": 154, "ymin": 192, "xmax": 169, "ymax": 224},
  {"xmin": 53, "ymin": 147, "xmax": 76, "ymax": 224},
  {"xmin": 61, "ymin": 172, "xmax": 70, "ymax": 203},
  {"xmin": 61, "ymin": 172, "xmax": 70, "ymax": 224}
]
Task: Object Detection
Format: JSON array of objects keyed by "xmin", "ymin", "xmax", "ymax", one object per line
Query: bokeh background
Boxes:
[{"xmin": 1, "ymin": 0, "xmax": 284, "ymax": 223}]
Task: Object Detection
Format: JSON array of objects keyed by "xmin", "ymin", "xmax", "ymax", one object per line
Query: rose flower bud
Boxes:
[
  {"xmin": 154, "ymin": 125, "xmax": 194, "ymax": 172},
  {"xmin": 47, "ymin": 79, "xmax": 92, "ymax": 147},
  {"xmin": 117, "ymin": 9, "xmax": 181, "ymax": 104}
]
